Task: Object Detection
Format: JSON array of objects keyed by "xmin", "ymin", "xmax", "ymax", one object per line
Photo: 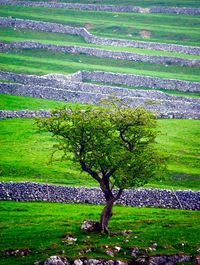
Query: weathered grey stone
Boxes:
[
  {"xmin": 0, "ymin": 182, "xmax": 200, "ymax": 210},
  {"xmin": 1, "ymin": 41, "xmax": 199, "ymax": 67},
  {"xmin": 81, "ymin": 220, "xmax": 100, "ymax": 232},
  {"xmin": 0, "ymin": 17, "xmax": 199, "ymax": 55},
  {"xmin": 0, "ymin": 70, "xmax": 200, "ymax": 120},
  {"xmin": 149, "ymin": 254, "xmax": 190, "ymax": 264},
  {"xmin": 44, "ymin": 256, "xmax": 69, "ymax": 265}
]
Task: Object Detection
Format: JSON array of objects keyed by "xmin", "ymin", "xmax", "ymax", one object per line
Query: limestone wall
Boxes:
[
  {"xmin": 0, "ymin": 17, "xmax": 200, "ymax": 55},
  {"xmin": 0, "ymin": 0, "xmax": 200, "ymax": 15},
  {"xmin": 1, "ymin": 41, "xmax": 199, "ymax": 67},
  {"xmin": 82, "ymin": 71, "xmax": 200, "ymax": 92},
  {"xmin": 1, "ymin": 82, "xmax": 200, "ymax": 119},
  {"xmin": 1, "ymin": 182, "xmax": 199, "ymax": 210}
]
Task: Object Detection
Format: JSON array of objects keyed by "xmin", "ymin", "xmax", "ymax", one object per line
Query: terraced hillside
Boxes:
[
  {"xmin": 0, "ymin": 0, "xmax": 200, "ymax": 190},
  {"xmin": 0, "ymin": 1, "xmax": 200, "ymax": 264}
]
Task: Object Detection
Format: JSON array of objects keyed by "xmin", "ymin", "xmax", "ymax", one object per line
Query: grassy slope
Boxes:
[
  {"xmin": 0, "ymin": 201, "xmax": 200, "ymax": 265},
  {"xmin": 1, "ymin": 27, "xmax": 200, "ymax": 60},
  {"xmin": 0, "ymin": 116, "xmax": 199, "ymax": 190},
  {"xmin": 18, "ymin": 0, "xmax": 200, "ymax": 8},
  {"xmin": 0, "ymin": 50, "xmax": 200, "ymax": 82},
  {"xmin": 0, "ymin": 6, "xmax": 200, "ymax": 46},
  {"xmin": 0, "ymin": 94, "xmax": 88, "ymax": 110}
]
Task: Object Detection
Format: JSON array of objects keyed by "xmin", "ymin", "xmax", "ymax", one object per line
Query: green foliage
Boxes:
[
  {"xmin": 37, "ymin": 101, "xmax": 165, "ymax": 190},
  {"xmin": 0, "ymin": 115, "xmax": 199, "ymax": 190}
]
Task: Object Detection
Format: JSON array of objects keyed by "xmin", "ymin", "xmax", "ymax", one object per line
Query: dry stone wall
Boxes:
[
  {"xmin": 0, "ymin": 0, "xmax": 200, "ymax": 15},
  {"xmin": 1, "ymin": 182, "xmax": 199, "ymax": 210},
  {"xmin": 1, "ymin": 81, "xmax": 200, "ymax": 119},
  {"xmin": 1, "ymin": 41, "xmax": 200, "ymax": 67},
  {"xmin": 82, "ymin": 71, "xmax": 200, "ymax": 92},
  {"xmin": 0, "ymin": 17, "xmax": 200, "ymax": 55}
]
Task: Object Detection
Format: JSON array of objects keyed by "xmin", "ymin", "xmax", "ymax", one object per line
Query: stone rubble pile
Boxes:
[
  {"xmin": 0, "ymin": 17, "xmax": 200, "ymax": 55},
  {"xmin": 0, "ymin": 182, "xmax": 199, "ymax": 210},
  {"xmin": 0, "ymin": 0, "xmax": 200, "ymax": 15}
]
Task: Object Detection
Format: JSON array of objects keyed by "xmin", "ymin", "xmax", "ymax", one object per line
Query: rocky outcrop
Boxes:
[
  {"xmin": 0, "ymin": 17, "xmax": 200, "ymax": 55},
  {"xmin": 0, "ymin": 0, "xmax": 200, "ymax": 15},
  {"xmin": 1, "ymin": 41, "xmax": 200, "ymax": 67},
  {"xmin": 0, "ymin": 182, "xmax": 200, "ymax": 210}
]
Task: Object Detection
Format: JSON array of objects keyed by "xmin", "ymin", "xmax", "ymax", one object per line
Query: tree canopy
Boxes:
[{"xmin": 37, "ymin": 100, "xmax": 165, "ymax": 233}]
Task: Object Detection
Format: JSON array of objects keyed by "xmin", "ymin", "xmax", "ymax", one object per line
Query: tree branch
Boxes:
[{"xmin": 80, "ymin": 159, "xmax": 101, "ymax": 183}]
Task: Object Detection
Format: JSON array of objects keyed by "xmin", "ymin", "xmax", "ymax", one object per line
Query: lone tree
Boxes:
[{"xmin": 37, "ymin": 100, "xmax": 164, "ymax": 233}]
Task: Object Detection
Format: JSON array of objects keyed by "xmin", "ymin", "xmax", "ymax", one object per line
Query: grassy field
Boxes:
[
  {"xmin": 17, "ymin": 0, "xmax": 200, "ymax": 8},
  {"xmin": 0, "ymin": 6, "xmax": 200, "ymax": 46},
  {"xmin": 0, "ymin": 94, "xmax": 88, "ymax": 111},
  {"xmin": 1, "ymin": 27, "xmax": 200, "ymax": 60},
  {"xmin": 0, "ymin": 201, "xmax": 200, "ymax": 265},
  {"xmin": 0, "ymin": 104, "xmax": 199, "ymax": 190},
  {"xmin": 0, "ymin": 49, "xmax": 200, "ymax": 82}
]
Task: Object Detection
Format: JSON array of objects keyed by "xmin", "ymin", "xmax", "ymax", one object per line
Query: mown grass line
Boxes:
[
  {"xmin": 0, "ymin": 116, "xmax": 199, "ymax": 190},
  {"xmin": 0, "ymin": 201, "xmax": 200, "ymax": 265},
  {"xmin": 0, "ymin": 6, "xmax": 200, "ymax": 46},
  {"xmin": 17, "ymin": 0, "xmax": 200, "ymax": 8},
  {"xmin": 1, "ymin": 27, "xmax": 200, "ymax": 60},
  {"xmin": 0, "ymin": 50, "xmax": 200, "ymax": 82}
]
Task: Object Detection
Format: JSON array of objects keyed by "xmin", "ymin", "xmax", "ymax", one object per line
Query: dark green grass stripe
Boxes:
[{"xmin": 0, "ymin": 49, "xmax": 200, "ymax": 82}]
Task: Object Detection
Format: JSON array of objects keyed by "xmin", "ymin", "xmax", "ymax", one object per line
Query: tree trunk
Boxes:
[{"xmin": 100, "ymin": 199, "xmax": 114, "ymax": 234}]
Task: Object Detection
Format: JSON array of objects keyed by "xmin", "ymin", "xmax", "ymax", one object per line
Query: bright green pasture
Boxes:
[
  {"xmin": 0, "ymin": 94, "xmax": 87, "ymax": 111},
  {"xmin": 0, "ymin": 201, "xmax": 200, "ymax": 265},
  {"xmin": 0, "ymin": 50, "xmax": 200, "ymax": 82},
  {"xmin": 0, "ymin": 117, "xmax": 199, "ymax": 190},
  {"xmin": 1, "ymin": 27, "xmax": 200, "ymax": 60},
  {"xmin": 17, "ymin": 0, "xmax": 200, "ymax": 8},
  {"xmin": 0, "ymin": 6, "xmax": 200, "ymax": 46}
]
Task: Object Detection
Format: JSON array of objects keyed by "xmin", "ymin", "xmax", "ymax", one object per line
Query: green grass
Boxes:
[
  {"xmin": 0, "ymin": 117, "xmax": 199, "ymax": 190},
  {"xmin": 1, "ymin": 27, "xmax": 200, "ymax": 60},
  {"xmin": 0, "ymin": 94, "xmax": 87, "ymax": 111},
  {"xmin": 0, "ymin": 201, "xmax": 200, "ymax": 265},
  {"xmin": 0, "ymin": 49, "xmax": 200, "ymax": 82},
  {"xmin": 0, "ymin": 6, "xmax": 200, "ymax": 46},
  {"xmin": 17, "ymin": 0, "xmax": 200, "ymax": 8}
]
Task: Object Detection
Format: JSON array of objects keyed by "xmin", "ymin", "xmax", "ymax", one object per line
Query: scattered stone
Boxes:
[
  {"xmin": 81, "ymin": 220, "xmax": 100, "ymax": 232},
  {"xmin": 131, "ymin": 247, "xmax": 139, "ymax": 258},
  {"xmin": 196, "ymin": 256, "xmax": 200, "ymax": 265},
  {"xmin": 135, "ymin": 256, "xmax": 147, "ymax": 264},
  {"xmin": 5, "ymin": 248, "xmax": 30, "ymax": 256},
  {"xmin": 44, "ymin": 256, "xmax": 69, "ymax": 265},
  {"xmin": 83, "ymin": 259, "xmax": 102, "ymax": 265},
  {"xmin": 114, "ymin": 246, "xmax": 121, "ymax": 252},
  {"xmin": 63, "ymin": 235, "xmax": 77, "ymax": 244},
  {"xmin": 74, "ymin": 259, "xmax": 83, "ymax": 265},
  {"xmin": 106, "ymin": 250, "xmax": 114, "ymax": 257}
]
